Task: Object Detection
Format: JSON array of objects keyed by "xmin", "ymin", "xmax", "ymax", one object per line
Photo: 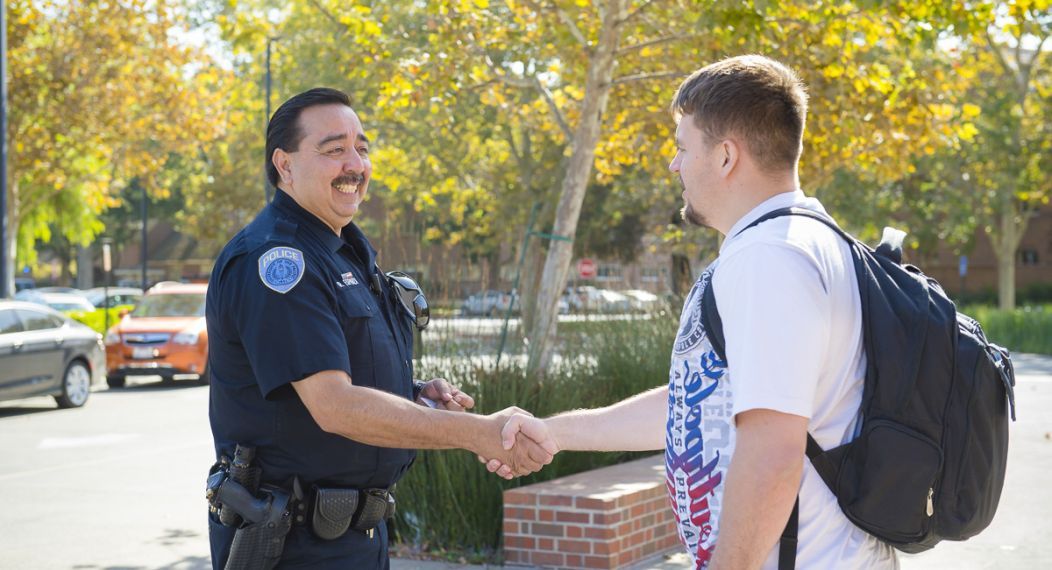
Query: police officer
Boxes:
[{"xmin": 206, "ymin": 88, "xmax": 554, "ymax": 569}]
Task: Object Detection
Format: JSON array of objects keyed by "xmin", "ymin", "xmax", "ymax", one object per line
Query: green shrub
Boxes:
[
  {"xmin": 392, "ymin": 314, "xmax": 677, "ymax": 559},
  {"xmin": 964, "ymin": 304, "xmax": 1052, "ymax": 355}
]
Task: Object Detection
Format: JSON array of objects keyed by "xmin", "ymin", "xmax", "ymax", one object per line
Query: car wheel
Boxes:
[
  {"xmin": 55, "ymin": 361, "xmax": 91, "ymax": 409},
  {"xmin": 197, "ymin": 365, "xmax": 210, "ymax": 386},
  {"xmin": 106, "ymin": 375, "xmax": 126, "ymax": 388}
]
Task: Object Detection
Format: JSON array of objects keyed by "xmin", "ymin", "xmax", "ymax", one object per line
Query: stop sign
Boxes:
[{"xmin": 577, "ymin": 258, "xmax": 597, "ymax": 279}]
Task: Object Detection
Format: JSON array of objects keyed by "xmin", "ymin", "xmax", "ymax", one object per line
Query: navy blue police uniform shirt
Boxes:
[{"xmin": 206, "ymin": 189, "xmax": 417, "ymax": 490}]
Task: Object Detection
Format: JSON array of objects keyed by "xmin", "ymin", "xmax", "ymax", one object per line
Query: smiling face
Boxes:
[{"xmin": 272, "ymin": 104, "xmax": 372, "ymax": 233}]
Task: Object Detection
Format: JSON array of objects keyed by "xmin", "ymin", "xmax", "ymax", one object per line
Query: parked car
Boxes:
[
  {"xmin": 0, "ymin": 300, "xmax": 105, "ymax": 408},
  {"xmin": 621, "ymin": 289, "xmax": 662, "ymax": 312},
  {"xmin": 34, "ymin": 286, "xmax": 83, "ymax": 295},
  {"xmin": 461, "ymin": 290, "xmax": 520, "ymax": 316},
  {"xmin": 104, "ymin": 282, "xmax": 208, "ymax": 387},
  {"xmin": 566, "ymin": 286, "xmax": 632, "ymax": 313},
  {"xmin": 84, "ymin": 287, "xmax": 143, "ymax": 309},
  {"xmin": 14, "ymin": 290, "xmax": 96, "ymax": 313},
  {"xmin": 14, "ymin": 277, "xmax": 35, "ymax": 292}
]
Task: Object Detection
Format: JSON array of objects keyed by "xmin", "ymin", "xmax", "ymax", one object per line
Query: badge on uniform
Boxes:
[{"xmin": 258, "ymin": 246, "xmax": 305, "ymax": 294}]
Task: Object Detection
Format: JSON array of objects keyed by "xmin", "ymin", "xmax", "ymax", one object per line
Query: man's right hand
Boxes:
[
  {"xmin": 479, "ymin": 412, "xmax": 561, "ymax": 479},
  {"xmin": 475, "ymin": 407, "xmax": 557, "ymax": 479}
]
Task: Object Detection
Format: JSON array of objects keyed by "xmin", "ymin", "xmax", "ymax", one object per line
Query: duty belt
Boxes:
[{"xmin": 292, "ymin": 484, "xmax": 396, "ymax": 540}]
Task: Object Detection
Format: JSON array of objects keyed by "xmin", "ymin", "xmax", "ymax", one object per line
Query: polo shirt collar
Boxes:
[{"xmin": 271, "ymin": 190, "xmax": 378, "ymax": 270}]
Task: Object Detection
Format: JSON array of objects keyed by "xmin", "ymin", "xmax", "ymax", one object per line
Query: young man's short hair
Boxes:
[
  {"xmin": 672, "ymin": 55, "xmax": 808, "ymax": 173},
  {"xmin": 265, "ymin": 87, "xmax": 353, "ymax": 188}
]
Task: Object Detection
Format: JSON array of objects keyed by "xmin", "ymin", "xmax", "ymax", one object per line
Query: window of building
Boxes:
[
  {"xmin": 641, "ymin": 267, "xmax": 665, "ymax": 283},
  {"xmin": 1019, "ymin": 249, "xmax": 1039, "ymax": 266},
  {"xmin": 596, "ymin": 263, "xmax": 622, "ymax": 282}
]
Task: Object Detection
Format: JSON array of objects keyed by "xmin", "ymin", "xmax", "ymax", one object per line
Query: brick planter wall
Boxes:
[{"xmin": 502, "ymin": 454, "xmax": 680, "ymax": 569}]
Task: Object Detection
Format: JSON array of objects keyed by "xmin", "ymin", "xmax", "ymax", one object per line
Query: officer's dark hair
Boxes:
[
  {"xmin": 671, "ymin": 55, "xmax": 808, "ymax": 174},
  {"xmin": 265, "ymin": 87, "xmax": 353, "ymax": 188}
]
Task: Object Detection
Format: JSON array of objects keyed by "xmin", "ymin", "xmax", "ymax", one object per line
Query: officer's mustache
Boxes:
[{"xmin": 331, "ymin": 173, "xmax": 365, "ymax": 189}]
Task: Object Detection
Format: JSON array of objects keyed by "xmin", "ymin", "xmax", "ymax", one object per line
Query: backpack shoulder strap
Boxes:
[{"xmin": 736, "ymin": 206, "xmax": 854, "ymax": 245}]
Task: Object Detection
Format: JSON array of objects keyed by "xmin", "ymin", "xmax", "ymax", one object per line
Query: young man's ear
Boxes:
[
  {"xmin": 719, "ymin": 140, "xmax": 740, "ymax": 176},
  {"xmin": 273, "ymin": 149, "xmax": 293, "ymax": 187}
]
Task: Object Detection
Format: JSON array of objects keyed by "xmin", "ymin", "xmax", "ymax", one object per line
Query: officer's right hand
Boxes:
[
  {"xmin": 484, "ymin": 412, "xmax": 560, "ymax": 479},
  {"xmin": 477, "ymin": 407, "xmax": 555, "ymax": 479}
]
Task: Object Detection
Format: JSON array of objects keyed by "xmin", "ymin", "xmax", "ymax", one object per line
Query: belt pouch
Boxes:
[
  {"xmin": 311, "ymin": 487, "xmax": 359, "ymax": 540},
  {"xmin": 351, "ymin": 490, "xmax": 389, "ymax": 532}
]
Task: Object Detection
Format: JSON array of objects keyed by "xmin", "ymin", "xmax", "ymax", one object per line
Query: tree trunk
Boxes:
[
  {"xmin": 996, "ymin": 250, "xmax": 1015, "ymax": 311},
  {"xmin": 670, "ymin": 253, "xmax": 693, "ymax": 299},
  {"xmin": 527, "ymin": 0, "xmax": 626, "ymax": 378},
  {"xmin": 994, "ymin": 205, "xmax": 1023, "ymax": 311},
  {"xmin": 519, "ymin": 226, "xmax": 548, "ymax": 336}
]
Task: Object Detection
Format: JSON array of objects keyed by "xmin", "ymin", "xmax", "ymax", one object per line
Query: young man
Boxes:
[{"xmin": 492, "ymin": 56, "xmax": 898, "ymax": 569}]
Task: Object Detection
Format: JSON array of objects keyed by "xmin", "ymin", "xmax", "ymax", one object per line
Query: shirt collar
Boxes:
[
  {"xmin": 271, "ymin": 189, "xmax": 378, "ymax": 268},
  {"xmin": 721, "ymin": 190, "xmax": 815, "ymax": 253}
]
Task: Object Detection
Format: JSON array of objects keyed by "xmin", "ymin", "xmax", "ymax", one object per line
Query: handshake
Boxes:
[
  {"xmin": 415, "ymin": 378, "xmax": 560, "ymax": 479},
  {"xmin": 476, "ymin": 407, "xmax": 560, "ymax": 479}
]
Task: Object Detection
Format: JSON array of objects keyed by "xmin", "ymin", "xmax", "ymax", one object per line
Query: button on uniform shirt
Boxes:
[{"xmin": 205, "ymin": 189, "xmax": 416, "ymax": 569}]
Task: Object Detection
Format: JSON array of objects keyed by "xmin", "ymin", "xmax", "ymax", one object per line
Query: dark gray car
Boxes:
[{"xmin": 0, "ymin": 301, "xmax": 106, "ymax": 408}]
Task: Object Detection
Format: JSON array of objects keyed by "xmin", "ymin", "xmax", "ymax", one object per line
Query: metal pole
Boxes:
[
  {"xmin": 264, "ymin": 38, "xmax": 274, "ymax": 204},
  {"xmin": 102, "ymin": 239, "xmax": 111, "ymax": 334},
  {"xmin": 0, "ymin": 2, "xmax": 9, "ymax": 299},
  {"xmin": 141, "ymin": 183, "xmax": 147, "ymax": 290}
]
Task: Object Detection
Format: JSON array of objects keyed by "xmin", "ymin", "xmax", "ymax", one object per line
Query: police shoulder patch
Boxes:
[{"xmin": 258, "ymin": 246, "xmax": 305, "ymax": 294}]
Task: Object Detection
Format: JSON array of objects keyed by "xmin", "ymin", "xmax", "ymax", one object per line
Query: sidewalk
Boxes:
[{"xmin": 394, "ymin": 353, "xmax": 1052, "ymax": 570}]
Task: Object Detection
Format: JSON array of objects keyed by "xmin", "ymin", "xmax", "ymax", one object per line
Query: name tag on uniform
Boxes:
[
  {"xmin": 258, "ymin": 246, "xmax": 305, "ymax": 294},
  {"xmin": 337, "ymin": 272, "xmax": 359, "ymax": 288}
]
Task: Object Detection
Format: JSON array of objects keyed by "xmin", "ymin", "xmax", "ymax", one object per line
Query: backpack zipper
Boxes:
[{"xmin": 926, "ymin": 487, "xmax": 935, "ymax": 517}]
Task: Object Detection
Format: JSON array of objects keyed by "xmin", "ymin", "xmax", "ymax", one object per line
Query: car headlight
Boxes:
[
  {"xmin": 104, "ymin": 331, "xmax": 120, "ymax": 345},
  {"xmin": 172, "ymin": 330, "xmax": 200, "ymax": 345}
]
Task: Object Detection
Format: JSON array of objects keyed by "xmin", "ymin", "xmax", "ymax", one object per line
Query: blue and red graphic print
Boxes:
[{"xmin": 666, "ymin": 268, "xmax": 733, "ymax": 569}]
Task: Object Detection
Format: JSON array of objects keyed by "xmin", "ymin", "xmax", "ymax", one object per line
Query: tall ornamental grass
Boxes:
[
  {"xmin": 964, "ymin": 304, "xmax": 1052, "ymax": 355},
  {"xmin": 391, "ymin": 313, "xmax": 677, "ymax": 560}
]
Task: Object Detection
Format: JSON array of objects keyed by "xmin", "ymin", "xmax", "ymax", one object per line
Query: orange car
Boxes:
[{"xmin": 104, "ymin": 282, "xmax": 208, "ymax": 387}]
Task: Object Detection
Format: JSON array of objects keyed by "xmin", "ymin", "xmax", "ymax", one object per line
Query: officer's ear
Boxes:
[{"xmin": 273, "ymin": 148, "xmax": 293, "ymax": 188}]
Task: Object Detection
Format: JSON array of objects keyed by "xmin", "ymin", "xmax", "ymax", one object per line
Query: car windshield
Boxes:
[
  {"xmin": 85, "ymin": 292, "xmax": 105, "ymax": 305},
  {"xmin": 131, "ymin": 294, "xmax": 205, "ymax": 318},
  {"xmin": 50, "ymin": 302, "xmax": 89, "ymax": 311}
]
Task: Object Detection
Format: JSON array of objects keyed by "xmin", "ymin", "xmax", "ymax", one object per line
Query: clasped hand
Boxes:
[{"xmin": 477, "ymin": 411, "xmax": 560, "ymax": 480}]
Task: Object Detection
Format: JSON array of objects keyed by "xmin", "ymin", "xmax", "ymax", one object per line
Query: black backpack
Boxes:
[{"xmin": 700, "ymin": 208, "xmax": 1016, "ymax": 568}]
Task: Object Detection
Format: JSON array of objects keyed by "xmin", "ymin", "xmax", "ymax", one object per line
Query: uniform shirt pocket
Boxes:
[{"xmin": 335, "ymin": 287, "xmax": 376, "ymax": 386}]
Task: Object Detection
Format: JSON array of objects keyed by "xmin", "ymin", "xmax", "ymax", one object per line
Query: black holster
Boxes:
[{"xmin": 224, "ymin": 485, "xmax": 293, "ymax": 570}]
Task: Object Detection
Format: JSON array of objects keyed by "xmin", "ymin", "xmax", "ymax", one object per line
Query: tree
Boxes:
[
  {"xmin": 3, "ymin": 0, "xmax": 226, "ymax": 292},
  {"xmin": 413, "ymin": 1, "xmax": 983, "ymax": 376},
  {"xmin": 956, "ymin": 0, "xmax": 1050, "ymax": 309}
]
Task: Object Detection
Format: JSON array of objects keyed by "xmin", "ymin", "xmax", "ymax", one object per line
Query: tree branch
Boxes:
[
  {"xmin": 984, "ymin": 28, "xmax": 1016, "ymax": 87},
  {"xmin": 609, "ymin": 70, "xmax": 686, "ymax": 86},
  {"xmin": 618, "ymin": 0, "xmax": 655, "ymax": 25},
  {"xmin": 477, "ymin": 45, "xmax": 574, "ymax": 141},
  {"xmin": 305, "ymin": 0, "xmax": 346, "ymax": 33},
  {"xmin": 532, "ymin": 76, "xmax": 574, "ymax": 140},
  {"xmin": 520, "ymin": 0, "xmax": 589, "ymax": 46},
  {"xmin": 616, "ymin": 33, "xmax": 699, "ymax": 56}
]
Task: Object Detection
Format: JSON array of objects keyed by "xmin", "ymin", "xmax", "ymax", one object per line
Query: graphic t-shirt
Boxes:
[{"xmin": 665, "ymin": 191, "xmax": 899, "ymax": 569}]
